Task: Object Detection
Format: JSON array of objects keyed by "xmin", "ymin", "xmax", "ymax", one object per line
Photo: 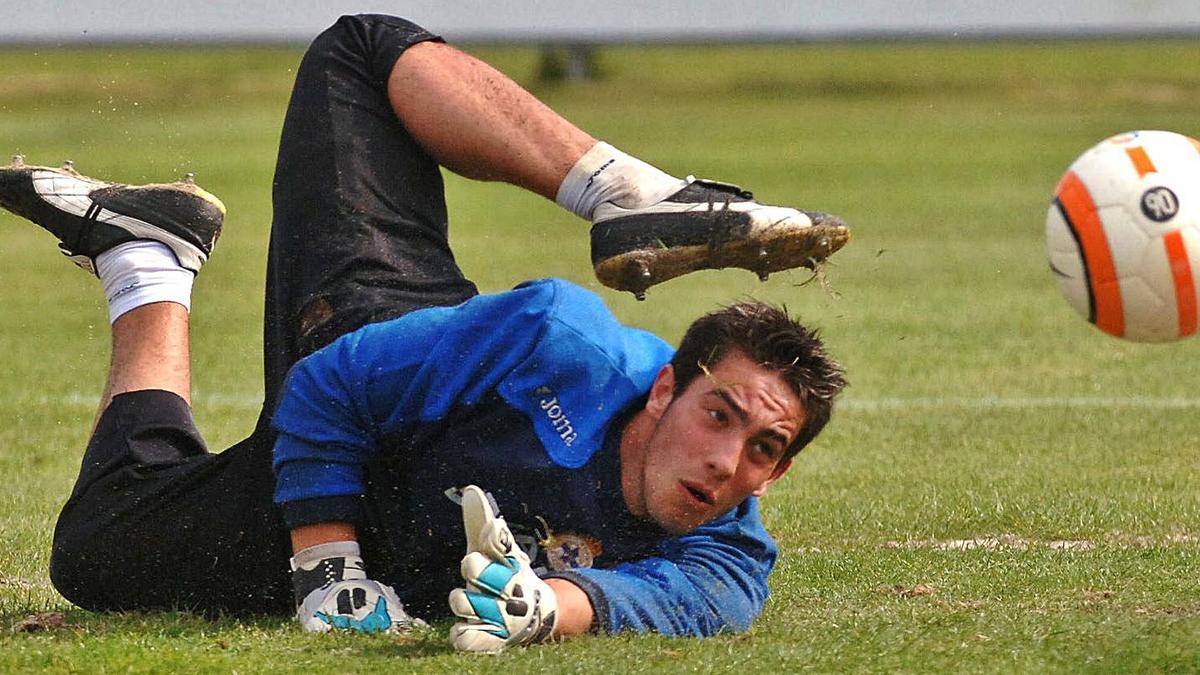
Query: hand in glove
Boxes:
[
  {"xmin": 291, "ymin": 540, "xmax": 421, "ymax": 634},
  {"xmin": 448, "ymin": 485, "xmax": 557, "ymax": 652}
]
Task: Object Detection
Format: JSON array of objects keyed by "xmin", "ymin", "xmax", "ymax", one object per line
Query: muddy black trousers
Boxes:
[{"xmin": 49, "ymin": 14, "xmax": 478, "ymax": 615}]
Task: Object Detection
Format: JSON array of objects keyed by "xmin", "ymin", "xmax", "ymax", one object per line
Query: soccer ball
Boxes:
[{"xmin": 1045, "ymin": 130, "xmax": 1200, "ymax": 343}]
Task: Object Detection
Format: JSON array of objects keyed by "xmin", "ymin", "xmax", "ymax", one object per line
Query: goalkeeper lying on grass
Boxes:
[{"xmin": 0, "ymin": 14, "xmax": 847, "ymax": 652}]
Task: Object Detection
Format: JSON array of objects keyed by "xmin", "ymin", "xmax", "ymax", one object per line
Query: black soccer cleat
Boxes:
[
  {"xmin": 0, "ymin": 155, "xmax": 225, "ymax": 275},
  {"xmin": 590, "ymin": 177, "xmax": 850, "ymax": 299}
]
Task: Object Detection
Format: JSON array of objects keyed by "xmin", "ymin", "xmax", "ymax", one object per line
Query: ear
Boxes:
[
  {"xmin": 751, "ymin": 457, "xmax": 793, "ymax": 497},
  {"xmin": 643, "ymin": 364, "xmax": 676, "ymax": 419}
]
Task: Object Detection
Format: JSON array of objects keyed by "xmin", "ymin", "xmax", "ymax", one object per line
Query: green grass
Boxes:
[{"xmin": 2, "ymin": 38, "xmax": 1199, "ymax": 672}]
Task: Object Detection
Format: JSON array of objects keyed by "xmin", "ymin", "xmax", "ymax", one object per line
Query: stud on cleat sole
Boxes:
[
  {"xmin": 756, "ymin": 248, "xmax": 771, "ymax": 280},
  {"xmin": 611, "ymin": 257, "xmax": 655, "ymax": 300}
]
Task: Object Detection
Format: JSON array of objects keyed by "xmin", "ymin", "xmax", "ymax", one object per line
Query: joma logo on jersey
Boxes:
[{"xmin": 539, "ymin": 395, "xmax": 578, "ymax": 446}]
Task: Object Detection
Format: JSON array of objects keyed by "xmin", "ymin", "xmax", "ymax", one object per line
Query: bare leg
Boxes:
[
  {"xmin": 387, "ymin": 41, "xmax": 596, "ymax": 201},
  {"xmin": 94, "ymin": 301, "xmax": 190, "ymax": 428}
]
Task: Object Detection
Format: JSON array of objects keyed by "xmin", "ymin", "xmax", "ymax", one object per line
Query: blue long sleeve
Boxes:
[{"xmin": 548, "ymin": 498, "xmax": 777, "ymax": 636}]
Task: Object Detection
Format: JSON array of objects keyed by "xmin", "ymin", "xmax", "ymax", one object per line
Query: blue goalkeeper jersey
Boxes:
[{"xmin": 271, "ymin": 278, "xmax": 778, "ymax": 636}]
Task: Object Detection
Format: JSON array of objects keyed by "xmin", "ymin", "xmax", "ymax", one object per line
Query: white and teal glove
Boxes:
[
  {"xmin": 448, "ymin": 485, "xmax": 558, "ymax": 653},
  {"xmin": 291, "ymin": 540, "xmax": 421, "ymax": 634}
]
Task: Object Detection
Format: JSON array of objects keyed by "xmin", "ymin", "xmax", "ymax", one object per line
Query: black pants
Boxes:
[{"xmin": 50, "ymin": 14, "xmax": 478, "ymax": 615}]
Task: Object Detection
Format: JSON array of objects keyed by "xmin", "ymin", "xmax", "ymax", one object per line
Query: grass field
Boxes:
[{"xmin": 1, "ymin": 36, "xmax": 1199, "ymax": 673}]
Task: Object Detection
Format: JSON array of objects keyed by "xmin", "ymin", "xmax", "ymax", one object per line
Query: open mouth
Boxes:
[{"xmin": 682, "ymin": 481, "xmax": 713, "ymax": 506}]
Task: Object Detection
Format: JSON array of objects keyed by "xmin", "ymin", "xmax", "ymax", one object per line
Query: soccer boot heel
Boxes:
[
  {"xmin": 590, "ymin": 177, "xmax": 850, "ymax": 299},
  {"xmin": 0, "ymin": 155, "xmax": 225, "ymax": 274}
]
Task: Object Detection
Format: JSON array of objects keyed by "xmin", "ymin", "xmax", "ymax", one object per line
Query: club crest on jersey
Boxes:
[
  {"xmin": 534, "ymin": 516, "xmax": 602, "ymax": 571},
  {"xmin": 544, "ymin": 533, "xmax": 603, "ymax": 571}
]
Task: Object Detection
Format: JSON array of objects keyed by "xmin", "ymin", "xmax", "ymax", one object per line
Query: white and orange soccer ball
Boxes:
[{"xmin": 1046, "ymin": 130, "xmax": 1200, "ymax": 342}]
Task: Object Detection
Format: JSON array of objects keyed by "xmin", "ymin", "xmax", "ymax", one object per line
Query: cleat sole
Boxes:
[{"xmin": 593, "ymin": 220, "xmax": 850, "ymax": 295}]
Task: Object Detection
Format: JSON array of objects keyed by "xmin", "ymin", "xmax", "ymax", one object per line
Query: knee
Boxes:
[
  {"xmin": 49, "ymin": 533, "xmax": 110, "ymax": 611},
  {"xmin": 50, "ymin": 526, "xmax": 170, "ymax": 613},
  {"xmin": 310, "ymin": 13, "xmax": 429, "ymax": 50},
  {"xmin": 335, "ymin": 13, "xmax": 429, "ymax": 35},
  {"xmin": 49, "ymin": 503, "xmax": 132, "ymax": 611},
  {"xmin": 304, "ymin": 14, "xmax": 439, "ymax": 82}
]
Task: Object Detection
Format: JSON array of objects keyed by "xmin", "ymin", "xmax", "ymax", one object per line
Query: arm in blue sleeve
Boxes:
[
  {"xmin": 546, "ymin": 499, "xmax": 777, "ymax": 636},
  {"xmin": 271, "ymin": 283, "xmax": 559, "ymax": 526}
]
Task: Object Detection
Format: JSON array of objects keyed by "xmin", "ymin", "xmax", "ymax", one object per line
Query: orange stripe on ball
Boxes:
[
  {"xmin": 1163, "ymin": 230, "xmax": 1198, "ymax": 337},
  {"xmin": 1055, "ymin": 171, "xmax": 1124, "ymax": 337},
  {"xmin": 1124, "ymin": 146, "xmax": 1156, "ymax": 178}
]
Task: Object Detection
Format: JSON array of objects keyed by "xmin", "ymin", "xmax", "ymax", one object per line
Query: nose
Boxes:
[{"xmin": 703, "ymin": 438, "xmax": 740, "ymax": 480}]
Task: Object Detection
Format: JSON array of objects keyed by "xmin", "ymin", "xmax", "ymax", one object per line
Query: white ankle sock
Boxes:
[
  {"xmin": 95, "ymin": 241, "xmax": 194, "ymax": 324},
  {"xmin": 555, "ymin": 141, "xmax": 688, "ymax": 220}
]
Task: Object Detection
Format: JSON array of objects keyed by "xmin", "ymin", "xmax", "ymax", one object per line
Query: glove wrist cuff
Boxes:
[{"xmin": 290, "ymin": 540, "xmax": 361, "ymax": 571}]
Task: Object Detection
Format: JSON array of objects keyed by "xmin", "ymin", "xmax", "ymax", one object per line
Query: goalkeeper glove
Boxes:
[
  {"xmin": 291, "ymin": 540, "xmax": 421, "ymax": 634},
  {"xmin": 448, "ymin": 485, "xmax": 557, "ymax": 652}
]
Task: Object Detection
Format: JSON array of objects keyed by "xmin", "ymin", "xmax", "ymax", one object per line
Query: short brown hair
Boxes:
[{"xmin": 670, "ymin": 302, "xmax": 845, "ymax": 460}]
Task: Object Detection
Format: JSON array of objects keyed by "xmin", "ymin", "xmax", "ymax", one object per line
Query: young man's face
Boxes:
[{"xmin": 625, "ymin": 350, "xmax": 802, "ymax": 535}]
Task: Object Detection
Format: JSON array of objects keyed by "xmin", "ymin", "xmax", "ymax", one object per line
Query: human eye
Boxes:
[
  {"xmin": 752, "ymin": 439, "xmax": 782, "ymax": 461},
  {"xmin": 706, "ymin": 407, "xmax": 728, "ymax": 424}
]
